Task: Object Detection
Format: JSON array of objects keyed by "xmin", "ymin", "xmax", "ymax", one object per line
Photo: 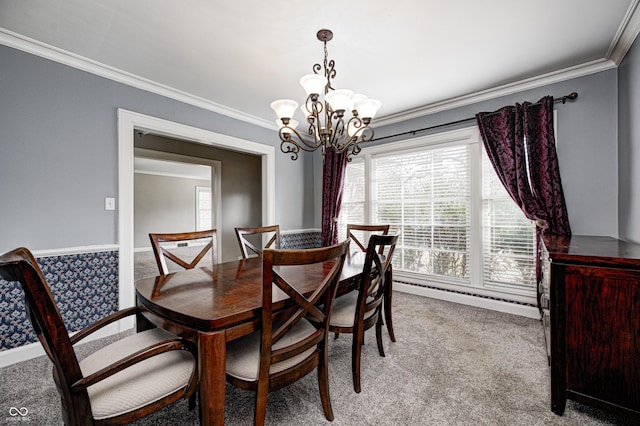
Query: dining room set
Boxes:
[{"xmin": 0, "ymin": 224, "xmax": 399, "ymax": 425}]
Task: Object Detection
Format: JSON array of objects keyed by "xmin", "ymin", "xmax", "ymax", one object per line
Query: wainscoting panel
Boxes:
[
  {"xmin": 0, "ymin": 230, "xmax": 321, "ymax": 353},
  {"xmin": 0, "ymin": 250, "xmax": 119, "ymax": 351},
  {"xmin": 280, "ymin": 229, "xmax": 321, "ymax": 249}
]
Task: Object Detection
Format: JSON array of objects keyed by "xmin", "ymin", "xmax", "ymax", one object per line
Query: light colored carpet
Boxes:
[{"xmin": 1, "ymin": 292, "xmax": 636, "ymax": 425}]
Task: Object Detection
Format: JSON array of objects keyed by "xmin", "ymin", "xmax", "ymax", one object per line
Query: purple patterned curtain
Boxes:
[
  {"xmin": 476, "ymin": 96, "xmax": 571, "ymax": 306},
  {"xmin": 321, "ymin": 148, "xmax": 348, "ymax": 246}
]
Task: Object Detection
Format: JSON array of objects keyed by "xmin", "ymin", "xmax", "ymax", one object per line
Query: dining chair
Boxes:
[
  {"xmin": 329, "ymin": 233, "xmax": 399, "ymax": 393},
  {"xmin": 345, "ymin": 223, "xmax": 397, "ymax": 342},
  {"xmin": 0, "ymin": 247, "xmax": 198, "ymax": 425},
  {"xmin": 346, "ymin": 224, "xmax": 390, "ymax": 254},
  {"xmin": 149, "ymin": 229, "xmax": 217, "ymax": 275},
  {"xmin": 225, "ymin": 239, "xmax": 350, "ymax": 425},
  {"xmin": 234, "ymin": 225, "xmax": 281, "ymax": 259}
]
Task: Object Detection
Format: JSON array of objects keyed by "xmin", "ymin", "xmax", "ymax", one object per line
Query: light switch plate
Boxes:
[{"xmin": 105, "ymin": 197, "xmax": 115, "ymax": 211}]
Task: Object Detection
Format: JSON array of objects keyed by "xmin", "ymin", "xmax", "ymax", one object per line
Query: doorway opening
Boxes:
[
  {"xmin": 133, "ymin": 147, "xmax": 221, "ymax": 280},
  {"xmin": 117, "ymin": 109, "xmax": 275, "ymax": 325}
]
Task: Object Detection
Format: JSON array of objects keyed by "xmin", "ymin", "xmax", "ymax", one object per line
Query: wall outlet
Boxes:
[{"xmin": 105, "ymin": 197, "xmax": 116, "ymax": 211}]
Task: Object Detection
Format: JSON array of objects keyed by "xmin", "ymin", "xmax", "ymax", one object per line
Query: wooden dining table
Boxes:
[{"xmin": 134, "ymin": 251, "xmax": 393, "ymax": 425}]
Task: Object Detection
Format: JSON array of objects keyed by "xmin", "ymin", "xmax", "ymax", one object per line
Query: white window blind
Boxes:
[
  {"xmin": 372, "ymin": 144, "xmax": 471, "ymax": 280},
  {"xmin": 337, "ymin": 161, "xmax": 365, "ymax": 242},
  {"xmin": 481, "ymin": 150, "xmax": 536, "ymax": 289},
  {"xmin": 338, "ymin": 126, "xmax": 538, "ymax": 301}
]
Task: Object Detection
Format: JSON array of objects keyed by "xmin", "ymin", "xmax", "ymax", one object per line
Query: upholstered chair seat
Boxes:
[
  {"xmin": 224, "ymin": 241, "xmax": 350, "ymax": 425},
  {"xmin": 329, "ymin": 234, "xmax": 399, "ymax": 393},
  {"xmin": 226, "ymin": 320, "xmax": 316, "ymax": 381},
  {"xmin": 329, "ymin": 291, "xmax": 376, "ymax": 328},
  {"xmin": 78, "ymin": 328, "xmax": 195, "ymax": 420},
  {"xmin": 344, "ymin": 224, "xmax": 397, "ymax": 342},
  {"xmin": 0, "ymin": 247, "xmax": 198, "ymax": 425}
]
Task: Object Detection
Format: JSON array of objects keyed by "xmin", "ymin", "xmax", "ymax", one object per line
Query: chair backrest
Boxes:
[
  {"xmin": 346, "ymin": 224, "xmax": 390, "ymax": 253},
  {"xmin": 235, "ymin": 225, "xmax": 281, "ymax": 259},
  {"xmin": 357, "ymin": 234, "xmax": 399, "ymax": 321},
  {"xmin": 259, "ymin": 239, "xmax": 349, "ymax": 383},
  {"xmin": 0, "ymin": 248, "xmax": 87, "ymax": 418},
  {"xmin": 149, "ymin": 229, "xmax": 217, "ymax": 275}
]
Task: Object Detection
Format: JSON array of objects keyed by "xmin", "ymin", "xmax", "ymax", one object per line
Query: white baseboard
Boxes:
[
  {"xmin": 0, "ymin": 318, "xmax": 134, "ymax": 368},
  {"xmin": 394, "ymin": 282, "xmax": 541, "ymax": 319}
]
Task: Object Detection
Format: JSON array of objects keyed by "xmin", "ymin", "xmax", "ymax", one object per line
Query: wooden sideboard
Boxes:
[{"xmin": 540, "ymin": 235, "xmax": 640, "ymax": 419}]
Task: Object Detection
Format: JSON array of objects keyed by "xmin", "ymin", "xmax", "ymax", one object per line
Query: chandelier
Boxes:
[{"xmin": 271, "ymin": 29, "xmax": 382, "ymax": 162}]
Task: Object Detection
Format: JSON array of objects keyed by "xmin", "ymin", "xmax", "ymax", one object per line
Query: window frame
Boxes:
[
  {"xmin": 195, "ymin": 185, "xmax": 212, "ymax": 231},
  {"xmin": 343, "ymin": 126, "xmax": 537, "ymax": 304}
]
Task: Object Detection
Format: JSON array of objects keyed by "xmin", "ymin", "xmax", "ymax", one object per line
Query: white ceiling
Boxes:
[{"xmin": 1, "ymin": 1, "xmax": 639, "ymax": 128}]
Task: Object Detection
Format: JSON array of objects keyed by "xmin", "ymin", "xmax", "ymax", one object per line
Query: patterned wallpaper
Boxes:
[
  {"xmin": 0, "ymin": 250, "xmax": 119, "ymax": 351},
  {"xmin": 281, "ymin": 230, "xmax": 322, "ymax": 249}
]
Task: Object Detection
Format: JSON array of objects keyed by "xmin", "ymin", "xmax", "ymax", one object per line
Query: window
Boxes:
[
  {"xmin": 373, "ymin": 145, "xmax": 471, "ymax": 279},
  {"xmin": 337, "ymin": 161, "xmax": 365, "ymax": 242},
  {"xmin": 195, "ymin": 186, "xmax": 212, "ymax": 231},
  {"xmin": 481, "ymin": 150, "xmax": 536, "ymax": 290},
  {"xmin": 337, "ymin": 127, "xmax": 536, "ymax": 300}
]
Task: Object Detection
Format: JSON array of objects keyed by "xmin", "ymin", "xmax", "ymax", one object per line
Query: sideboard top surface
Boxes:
[{"xmin": 543, "ymin": 235, "xmax": 640, "ymax": 269}]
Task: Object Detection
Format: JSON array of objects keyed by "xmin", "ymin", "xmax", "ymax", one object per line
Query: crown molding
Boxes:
[
  {"xmin": 3, "ymin": 0, "xmax": 639, "ymax": 132},
  {"xmin": 375, "ymin": 1, "xmax": 640, "ymax": 127},
  {"xmin": 608, "ymin": 0, "xmax": 640, "ymax": 64},
  {"xmin": 374, "ymin": 58, "xmax": 617, "ymax": 127},
  {"xmin": 0, "ymin": 27, "xmax": 276, "ymax": 130}
]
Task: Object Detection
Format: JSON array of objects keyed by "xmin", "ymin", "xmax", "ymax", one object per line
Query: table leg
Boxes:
[
  {"xmin": 384, "ymin": 265, "xmax": 396, "ymax": 342},
  {"xmin": 198, "ymin": 330, "xmax": 226, "ymax": 425},
  {"xmin": 135, "ymin": 296, "xmax": 155, "ymax": 332}
]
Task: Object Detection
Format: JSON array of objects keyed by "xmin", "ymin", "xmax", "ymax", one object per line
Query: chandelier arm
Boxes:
[
  {"xmin": 278, "ymin": 127, "xmax": 324, "ymax": 161},
  {"xmin": 300, "ymin": 125, "xmax": 324, "ymax": 151},
  {"xmin": 351, "ymin": 125, "xmax": 375, "ymax": 144},
  {"xmin": 302, "ymin": 96, "xmax": 324, "ymax": 119},
  {"xmin": 324, "ymin": 103, "xmax": 337, "ymax": 139},
  {"xmin": 330, "ymin": 115, "xmax": 347, "ymax": 147},
  {"xmin": 335, "ymin": 117, "xmax": 375, "ymax": 162},
  {"xmin": 332, "ymin": 116, "xmax": 362, "ymax": 152},
  {"xmin": 279, "ymin": 140, "xmax": 300, "ymax": 161}
]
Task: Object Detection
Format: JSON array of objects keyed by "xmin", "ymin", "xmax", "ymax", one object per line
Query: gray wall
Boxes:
[
  {"xmin": 0, "ymin": 45, "xmax": 314, "ymax": 253},
  {"xmin": 619, "ymin": 35, "xmax": 640, "ymax": 244},
  {"xmin": 0, "ymin": 41, "xmax": 632, "ymax": 252},
  {"xmin": 365, "ymin": 69, "xmax": 620, "ymax": 238},
  {"xmin": 134, "ymin": 173, "xmax": 210, "ymax": 248}
]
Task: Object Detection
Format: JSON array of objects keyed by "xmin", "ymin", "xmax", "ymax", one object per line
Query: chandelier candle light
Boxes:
[{"xmin": 271, "ymin": 29, "xmax": 382, "ymax": 161}]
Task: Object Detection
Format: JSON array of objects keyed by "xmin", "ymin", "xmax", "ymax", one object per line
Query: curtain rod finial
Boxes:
[{"xmin": 564, "ymin": 92, "xmax": 578, "ymax": 103}]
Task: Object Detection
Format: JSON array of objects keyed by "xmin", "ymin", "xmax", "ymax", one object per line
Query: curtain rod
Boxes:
[{"xmin": 371, "ymin": 92, "xmax": 578, "ymax": 142}]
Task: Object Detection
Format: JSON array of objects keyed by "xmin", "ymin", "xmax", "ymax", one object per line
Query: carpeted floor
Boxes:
[{"xmin": 1, "ymin": 292, "xmax": 636, "ymax": 425}]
